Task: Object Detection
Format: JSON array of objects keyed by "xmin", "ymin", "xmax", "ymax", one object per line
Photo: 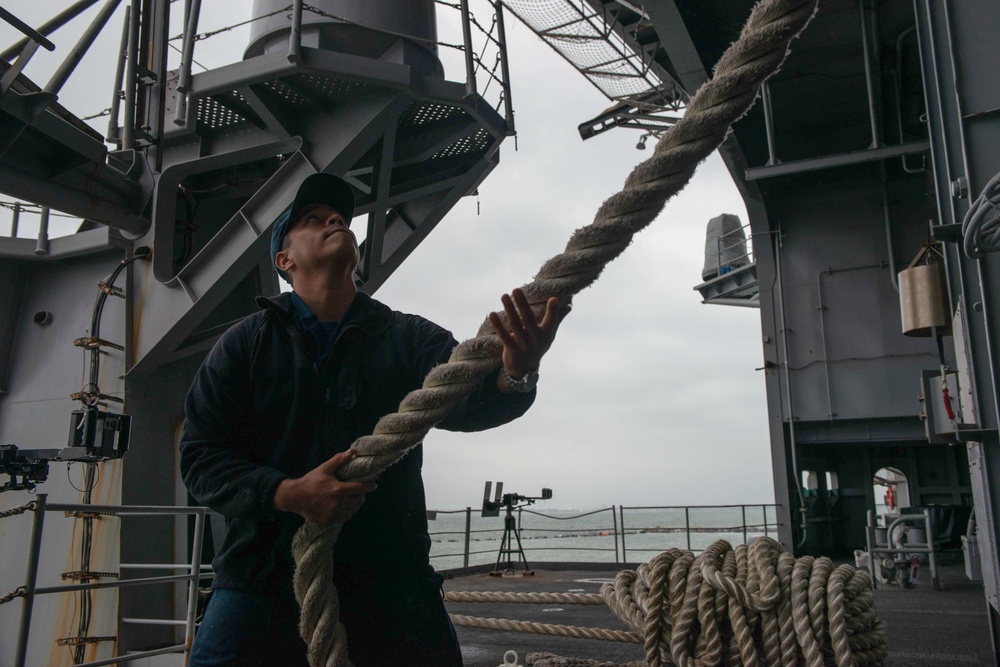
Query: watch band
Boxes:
[{"xmin": 502, "ymin": 367, "xmax": 539, "ymax": 393}]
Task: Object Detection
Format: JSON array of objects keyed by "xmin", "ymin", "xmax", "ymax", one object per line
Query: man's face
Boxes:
[{"xmin": 279, "ymin": 203, "xmax": 360, "ymax": 279}]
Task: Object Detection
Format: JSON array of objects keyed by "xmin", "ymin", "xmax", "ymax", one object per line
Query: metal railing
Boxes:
[
  {"xmin": 427, "ymin": 507, "xmax": 506, "ymax": 569},
  {"xmin": 9, "ymin": 494, "xmax": 211, "ymax": 667},
  {"xmin": 499, "ymin": 0, "xmax": 685, "ymax": 113},
  {"xmin": 518, "ymin": 507, "xmax": 620, "ymax": 563},
  {"xmin": 619, "ymin": 504, "xmax": 779, "ymax": 561},
  {"xmin": 0, "ymin": 5, "xmax": 57, "ymax": 98},
  {"xmin": 865, "ymin": 508, "xmax": 940, "ymax": 591},
  {"xmin": 714, "ymin": 220, "xmax": 754, "ymax": 276},
  {"xmin": 428, "ymin": 503, "xmax": 780, "ymax": 570},
  {"xmin": 170, "ymin": 0, "xmax": 516, "ymax": 132}
]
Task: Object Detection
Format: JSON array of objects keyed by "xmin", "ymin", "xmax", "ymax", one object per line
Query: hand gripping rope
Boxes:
[{"xmin": 290, "ymin": 1, "xmax": 836, "ymax": 665}]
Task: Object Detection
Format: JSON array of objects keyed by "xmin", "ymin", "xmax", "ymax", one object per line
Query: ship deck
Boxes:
[{"xmin": 444, "ymin": 560, "xmax": 996, "ymax": 666}]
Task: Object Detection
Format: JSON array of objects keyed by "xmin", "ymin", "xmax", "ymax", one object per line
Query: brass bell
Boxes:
[{"xmin": 898, "ymin": 243, "xmax": 951, "ymax": 337}]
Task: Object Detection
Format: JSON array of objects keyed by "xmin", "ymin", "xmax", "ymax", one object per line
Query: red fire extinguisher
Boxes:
[{"xmin": 884, "ymin": 485, "xmax": 896, "ymax": 511}]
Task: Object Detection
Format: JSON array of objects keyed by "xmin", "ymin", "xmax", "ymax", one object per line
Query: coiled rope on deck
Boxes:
[
  {"xmin": 605, "ymin": 538, "xmax": 885, "ymax": 667},
  {"xmin": 291, "ymin": 1, "xmax": 821, "ymax": 664},
  {"xmin": 447, "ymin": 538, "xmax": 886, "ymax": 667}
]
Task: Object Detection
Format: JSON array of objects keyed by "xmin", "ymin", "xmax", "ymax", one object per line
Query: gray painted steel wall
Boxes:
[
  {"xmin": 0, "ymin": 252, "xmax": 127, "ymax": 667},
  {"xmin": 767, "ymin": 167, "xmax": 938, "ymax": 423},
  {"xmin": 745, "ymin": 161, "xmax": 944, "ymax": 555},
  {"xmin": 915, "ymin": 0, "xmax": 1000, "ymax": 639}
]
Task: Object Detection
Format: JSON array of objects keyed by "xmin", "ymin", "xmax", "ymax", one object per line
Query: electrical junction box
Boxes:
[
  {"xmin": 920, "ymin": 370, "xmax": 974, "ymax": 444},
  {"xmin": 952, "ymin": 299, "xmax": 979, "ymax": 426}
]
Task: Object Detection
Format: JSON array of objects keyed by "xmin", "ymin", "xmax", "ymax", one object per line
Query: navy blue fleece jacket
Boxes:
[{"xmin": 179, "ymin": 292, "xmax": 533, "ymax": 593}]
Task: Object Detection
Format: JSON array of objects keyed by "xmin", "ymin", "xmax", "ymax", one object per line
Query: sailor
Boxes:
[{"xmin": 179, "ymin": 172, "xmax": 569, "ymax": 667}]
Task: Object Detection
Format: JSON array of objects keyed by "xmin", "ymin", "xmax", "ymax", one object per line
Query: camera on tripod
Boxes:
[{"xmin": 481, "ymin": 481, "xmax": 553, "ymax": 576}]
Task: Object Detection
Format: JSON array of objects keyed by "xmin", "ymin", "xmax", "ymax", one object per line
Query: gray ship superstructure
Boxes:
[{"xmin": 1, "ymin": 1, "xmax": 998, "ymax": 665}]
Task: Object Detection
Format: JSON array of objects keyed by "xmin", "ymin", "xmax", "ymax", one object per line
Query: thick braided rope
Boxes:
[
  {"xmin": 0, "ymin": 501, "xmax": 35, "ymax": 519},
  {"xmin": 445, "ymin": 590, "xmax": 606, "ymax": 605},
  {"xmin": 467, "ymin": 539, "xmax": 885, "ymax": 667},
  {"xmin": 291, "ymin": 0, "xmax": 820, "ymax": 663},
  {"xmin": 792, "ymin": 557, "xmax": 823, "ymax": 667},
  {"xmin": 591, "ymin": 539, "xmax": 884, "ymax": 667},
  {"xmin": 449, "ymin": 614, "xmax": 641, "ymax": 644},
  {"xmin": 528, "ymin": 653, "xmax": 646, "ymax": 667}
]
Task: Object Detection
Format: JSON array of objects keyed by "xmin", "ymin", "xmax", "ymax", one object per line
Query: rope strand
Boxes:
[{"xmin": 291, "ymin": 0, "xmax": 821, "ymax": 663}]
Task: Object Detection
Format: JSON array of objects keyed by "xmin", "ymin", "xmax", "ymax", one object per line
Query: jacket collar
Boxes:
[{"xmin": 256, "ymin": 291, "xmax": 392, "ymax": 338}]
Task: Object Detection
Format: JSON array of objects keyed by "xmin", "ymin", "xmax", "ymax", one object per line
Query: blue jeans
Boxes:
[
  {"xmin": 189, "ymin": 569, "xmax": 463, "ymax": 667},
  {"xmin": 188, "ymin": 589, "xmax": 307, "ymax": 667}
]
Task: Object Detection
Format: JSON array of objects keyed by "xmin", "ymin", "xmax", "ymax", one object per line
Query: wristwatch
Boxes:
[{"xmin": 502, "ymin": 367, "xmax": 539, "ymax": 393}]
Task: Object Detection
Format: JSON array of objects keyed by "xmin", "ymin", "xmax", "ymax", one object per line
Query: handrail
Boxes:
[
  {"xmin": 714, "ymin": 219, "xmax": 755, "ymax": 277},
  {"xmin": 0, "ymin": 7, "xmax": 57, "ymax": 56},
  {"xmin": 44, "ymin": 0, "xmax": 123, "ymax": 96},
  {"xmin": 429, "ymin": 503, "xmax": 780, "ymax": 570},
  {"xmin": 166, "ymin": 1, "xmax": 514, "ymax": 129},
  {"xmin": 9, "ymin": 495, "xmax": 209, "ymax": 667}
]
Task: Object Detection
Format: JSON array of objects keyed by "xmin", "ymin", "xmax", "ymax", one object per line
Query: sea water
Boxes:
[{"xmin": 427, "ymin": 505, "xmax": 777, "ymax": 571}]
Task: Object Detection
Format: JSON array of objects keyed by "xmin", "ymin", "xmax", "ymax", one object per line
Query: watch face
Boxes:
[
  {"xmin": 521, "ymin": 372, "xmax": 539, "ymax": 392},
  {"xmin": 505, "ymin": 369, "xmax": 538, "ymax": 392}
]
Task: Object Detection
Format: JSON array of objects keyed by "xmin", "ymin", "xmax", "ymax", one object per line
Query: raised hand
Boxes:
[{"xmin": 488, "ymin": 287, "xmax": 571, "ymax": 382}]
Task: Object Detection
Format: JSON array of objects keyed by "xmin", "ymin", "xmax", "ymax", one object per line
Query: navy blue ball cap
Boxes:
[{"xmin": 271, "ymin": 173, "xmax": 357, "ymax": 282}]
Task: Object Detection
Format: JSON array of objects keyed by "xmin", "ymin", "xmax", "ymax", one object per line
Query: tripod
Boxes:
[
  {"xmin": 480, "ymin": 483, "xmax": 551, "ymax": 577},
  {"xmin": 492, "ymin": 500, "xmax": 534, "ymax": 576}
]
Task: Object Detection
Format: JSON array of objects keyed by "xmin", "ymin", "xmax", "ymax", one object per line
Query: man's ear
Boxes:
[{"xmin": 275, "ymin": 248, "xmax": 295, "ymax": 275}]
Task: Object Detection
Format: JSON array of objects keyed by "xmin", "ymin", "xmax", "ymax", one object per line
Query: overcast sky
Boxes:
[{"xmin": 2, "ymin": 2, "xmax": 774, "ymax": 510}]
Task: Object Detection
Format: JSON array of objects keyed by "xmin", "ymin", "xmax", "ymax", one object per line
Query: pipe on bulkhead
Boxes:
[
  {"xmin": 34, "ymin": 207, "xmax": 49, "ymax": 256},
  {"xmin": 106, "ymin": 5, "xmax": 130, "ymax": 144},
  {"xmin": 893, "ymin": 25, "xmax": 924, "ymax": 173},
  {"xmin": 882, "ymin": 163, "xmax": 899, "ymax": 292},
  {"xmin": 10, "ymin": 202, "xmax": 20, "ymax": 237},
  {"xmin": 172, "ymin": 0, "xmax": 202, "ymax": 127},
  {"xmin": 761, "ymin": 80, "xmax": 778, "ymax": 165},
  {"xmin": 121, "ymin": 0, "xmax": 140, "ymax": 150},
  {"xmin": 774, "ymin": 228, "xmax": 808, "ymax": 549},
  {"xmin": 858, "ymin": 0, "xmax": 881, "ymax": 149},
  {"xmin": 288, "ymin": 0, "xmax": 304, "ymax": 61}
]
